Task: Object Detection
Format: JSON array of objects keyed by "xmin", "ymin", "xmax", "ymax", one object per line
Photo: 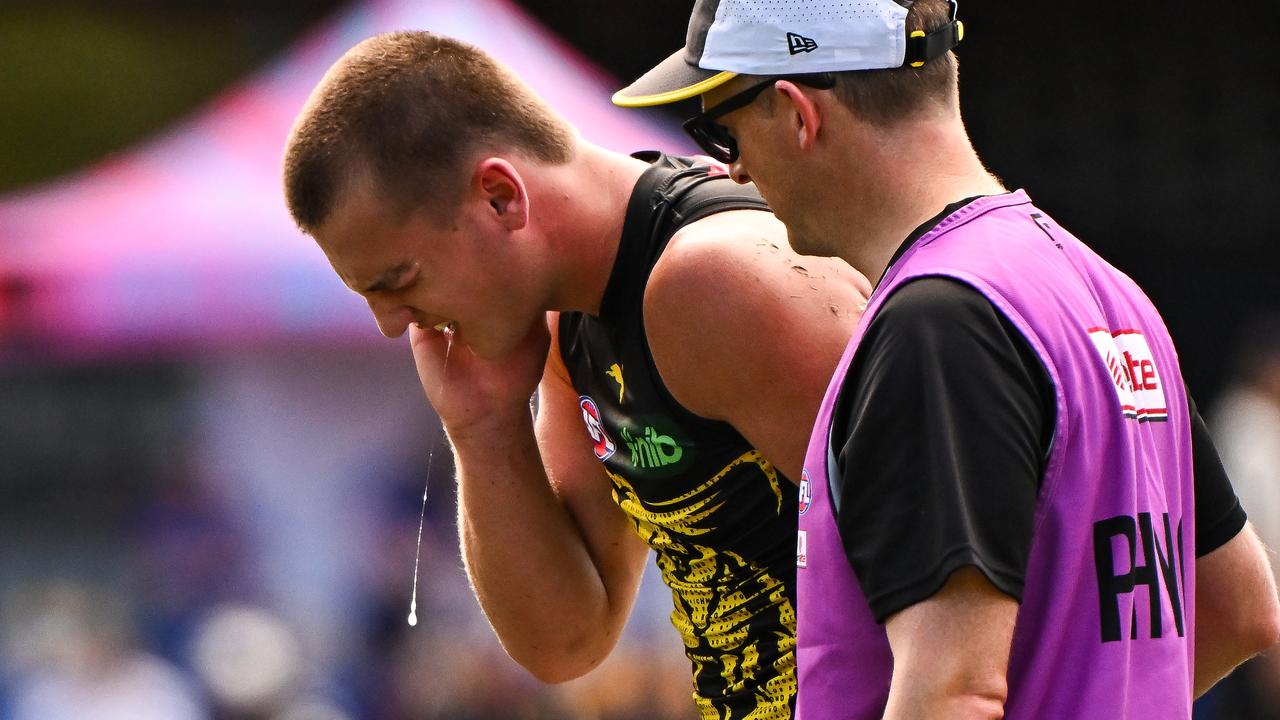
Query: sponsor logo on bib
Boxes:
[{"xmin": 1088, "ymin": 328, "xmax": 1169, "ymax": 422}]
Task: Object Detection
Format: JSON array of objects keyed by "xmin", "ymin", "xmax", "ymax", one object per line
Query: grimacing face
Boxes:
[{"xmin": 312, "ymin": 183, "xmax": 539, "ymax": 360}]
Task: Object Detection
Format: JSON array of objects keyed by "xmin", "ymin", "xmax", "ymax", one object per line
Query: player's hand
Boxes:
[{"xmin": 409, "ymin": 318, "xmax": 550, "ymax": 441}]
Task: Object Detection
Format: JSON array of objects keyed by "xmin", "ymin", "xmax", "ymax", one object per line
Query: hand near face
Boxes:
[{"xmin": 409, "ymin": 317, "xmax": 550, "ymax": 441}]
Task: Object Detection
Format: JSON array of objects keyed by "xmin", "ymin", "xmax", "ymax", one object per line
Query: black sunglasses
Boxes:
[{"xmin": 683, "ymin": 73, "xmax": 836, "ymax": 164}]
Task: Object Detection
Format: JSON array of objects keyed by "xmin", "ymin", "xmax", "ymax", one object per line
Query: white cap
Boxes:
[{"xmin": 613, "ymin": 0, "xmax": 962, "ymax": 107}]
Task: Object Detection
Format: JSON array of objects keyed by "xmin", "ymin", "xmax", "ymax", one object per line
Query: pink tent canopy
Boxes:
[{"xmin": 0, "ymin": 0, "xmax": 689, "ymax": 359}]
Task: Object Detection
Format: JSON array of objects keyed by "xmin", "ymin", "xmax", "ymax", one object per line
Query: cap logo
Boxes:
[{"xmin": 786, "ymin": 32, "xmax": 818, "ymax": 55}]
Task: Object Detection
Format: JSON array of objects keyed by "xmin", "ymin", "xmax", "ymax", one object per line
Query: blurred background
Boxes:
[{"xmin": 0, "ymin": 1, "xmax": 1276, "ymax": 719}]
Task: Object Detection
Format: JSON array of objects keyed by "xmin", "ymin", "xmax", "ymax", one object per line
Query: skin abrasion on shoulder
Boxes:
[{"xmin": 781, "ymin": 257, "xmax": 859, "ymax": 316}]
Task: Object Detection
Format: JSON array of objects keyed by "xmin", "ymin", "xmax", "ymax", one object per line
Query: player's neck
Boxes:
[{"xmin": 535, "ymin": 141, "xmax": 651, "ymax": 316}]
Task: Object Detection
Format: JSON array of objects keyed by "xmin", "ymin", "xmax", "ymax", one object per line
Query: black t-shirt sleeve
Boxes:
[
  {"xmin": 830, "ymin": 277, "xmax": 1052, "ymax": 623},
  {"xmin": 1188, "ymin": 391, "xmax": 1247, "ymax": 556}
]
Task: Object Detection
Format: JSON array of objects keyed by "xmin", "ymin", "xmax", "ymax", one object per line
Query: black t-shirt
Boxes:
[{"xmin": 830, "ymin": 206, "xmax": 1247, "ymax": 623}]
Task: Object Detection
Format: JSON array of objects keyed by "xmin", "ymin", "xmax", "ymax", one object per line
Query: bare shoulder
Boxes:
[
  {"xmin": 641, "ymin": 208, "xmax": 868, "ymax": 451},
  {"xmin": 650, "ymin": 204, "xmax": 870, "ymax": 313},
  {"xmin": 645, "ymin": 209, "xmax": 868, "ymax": 347}
]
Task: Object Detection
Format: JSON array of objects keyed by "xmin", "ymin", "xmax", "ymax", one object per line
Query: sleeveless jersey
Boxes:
[
  {"xmin": 797, "ymin": 191, "xmax": 1196, "ymax": 718},
  {"xmin": 560, "ymin": 152, "xmax": 798, "ymax": 719}
]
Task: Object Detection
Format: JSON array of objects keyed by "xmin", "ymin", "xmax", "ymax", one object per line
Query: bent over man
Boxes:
[{"xmin": 283, "ymin": 31, "xmax": 869, "ymax": 718}]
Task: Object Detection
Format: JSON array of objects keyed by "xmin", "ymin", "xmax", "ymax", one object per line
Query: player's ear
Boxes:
[
  {"xmin": 474, "ymin": 158, "xmax": 529, "ymax": 231},
  {"xmin": 773, "ymin": 80, "xmax": 822, "ymax": 153}
]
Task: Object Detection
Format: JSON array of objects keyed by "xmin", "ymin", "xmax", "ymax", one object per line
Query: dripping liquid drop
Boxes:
[{"xmin": 408, "ymin": 325, "xmax": 454, "ymax": 627}]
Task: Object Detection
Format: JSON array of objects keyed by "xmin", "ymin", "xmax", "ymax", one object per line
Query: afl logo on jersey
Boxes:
[
  {"xmin": 798, "ymin": 469, "xmax": 813, "ymax": 515},
  {"xmin": 579, "ymin": 396, "xmax": 616, "ymax": 461}
]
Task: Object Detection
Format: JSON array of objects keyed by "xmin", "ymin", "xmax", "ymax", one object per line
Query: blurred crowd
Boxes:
[{"xmin": 0, "ymin": 346, "xmax": 697, "ymax": 720}]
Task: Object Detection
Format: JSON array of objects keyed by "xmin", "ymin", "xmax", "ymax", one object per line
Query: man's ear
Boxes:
[
  {"xmin": 474, "ymin": 158, "xmax": 529, "ymax": 231},
  {"xmin": 773, "ymin": 80, "xmax": 823, "ymax": 152}
]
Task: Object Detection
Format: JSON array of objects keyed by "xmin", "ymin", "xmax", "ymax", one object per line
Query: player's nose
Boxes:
[
  {"xmin": 366, "ymin": 297, "xmax": 413, "ymax": 339},
  {"xmin": 729, "ymin": 159, "xmax": 752, "ymax": 185}
]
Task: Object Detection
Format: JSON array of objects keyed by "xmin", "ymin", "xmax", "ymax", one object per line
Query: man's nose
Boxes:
[
  {"xmin": 729, "ymin": 158, "xmax": 752, "ymax": 185},
  {"xmin": 367, "ymin": 296, "xmax": 413, "ymax": 339}
]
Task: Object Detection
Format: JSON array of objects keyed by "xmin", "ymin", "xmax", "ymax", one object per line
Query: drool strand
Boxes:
[{"xmin": 408, "ymin": 324, "xmax": 455, "ymax": 627}]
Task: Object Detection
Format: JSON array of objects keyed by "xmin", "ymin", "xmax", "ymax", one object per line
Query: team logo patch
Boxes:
[
  {"xmin": 1087, "ymin": 328, "xmax": 1169, "ymax": 422},
  {"xmin": 797, "ymin": 530, "xmax": 808, "ymax": 569},
  {"xmin": 606, "ymin": 363, "xmax": 625, "ymax": 404},
  {"xmin": 579, "ymin": 395, "xmax": 616, "ymax": 461},
  {"xmin": 798, "ymin": 469, "xmax": 813, "ymax": 515}
]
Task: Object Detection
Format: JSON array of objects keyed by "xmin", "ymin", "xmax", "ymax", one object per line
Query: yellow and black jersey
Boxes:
[{"xmin": 559, "ymin": 152, "xmax": 797, "ymax": 719}]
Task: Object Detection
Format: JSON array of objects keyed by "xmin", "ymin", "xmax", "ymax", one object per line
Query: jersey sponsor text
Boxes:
[
  {"xmin": 1088, "ymin": 328, "xmax": 1169, "ymax": 422},
  {"xmin": 619, "ymin": 425, "xmax": 684, "ymax": 468}
]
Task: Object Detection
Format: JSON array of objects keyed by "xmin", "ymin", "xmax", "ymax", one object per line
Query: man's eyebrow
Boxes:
[{"xmin": 361, "ymin": 262, "xmax": 413, "ymax": 294}]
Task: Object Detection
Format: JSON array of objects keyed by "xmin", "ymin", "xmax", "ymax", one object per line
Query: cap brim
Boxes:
[{"xmin": 612, "ymin": 48, "xmax": 738, "ymax": 108}]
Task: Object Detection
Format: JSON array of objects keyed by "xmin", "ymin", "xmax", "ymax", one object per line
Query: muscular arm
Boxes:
[
  {"xmin": 881, "ymin": 568, "xmax": 1017, "ymax": 720},
  {"xmin": 1194, "ymin": 523, "xmax": 1280, "ymax": 696},
  {"xmin": 642, "ymin": 209, "xmax": 869, "ymax": 481},
  {"xmin": 413, "ymin": 316, "xmax": 650, "ymax": 683}
]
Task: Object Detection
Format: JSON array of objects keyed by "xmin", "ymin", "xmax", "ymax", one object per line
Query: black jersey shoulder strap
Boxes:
[
  {"xmin": 635, "ymin": 150, "xmax": 770, "ymax": 239},
  {"xmin": 593, "ymin": 152, "xmax": 770, "ymax": 323}
]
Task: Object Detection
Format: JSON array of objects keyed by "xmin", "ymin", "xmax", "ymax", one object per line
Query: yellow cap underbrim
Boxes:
[{"xmin": 612, "ymin": 70, "xmax": 739, "ymax": 108}]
